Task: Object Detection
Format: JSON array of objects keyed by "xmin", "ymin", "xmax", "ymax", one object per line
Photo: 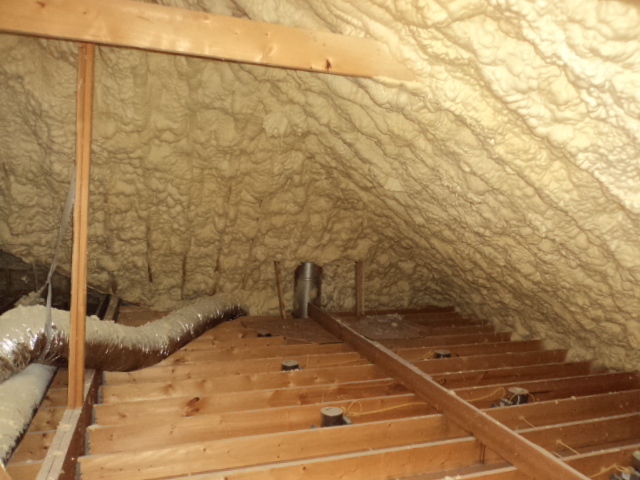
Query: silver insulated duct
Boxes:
[
  {"xmin": 0, "ymin": 294, "xmax": 248, "ymax": 383},
  {"xmin": 293, "ymin": 262, "xmax": 322, "ymax": 318}
]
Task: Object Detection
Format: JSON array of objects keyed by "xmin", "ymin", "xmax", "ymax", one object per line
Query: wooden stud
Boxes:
[
  {"xmin": 309, "ymin": 305, "xmax": 591, "ymax": 480},
  {"xmin": 274, "ymin": 261, "xmax": 286, "ymax": 320},
  {"xmin": 0, "ymin": 0, "xmax": 414, "ymax": 81},
  {"xmin": 382, "ymin": 332, "xmax": 512, "ymax": 349},
  {"xmin": 355, "ymin": 261, "xmax": 365, "ymax": 316},
  {"xmin": 68, "ymin": 42, "xmax": 95, "ymax": 409}
]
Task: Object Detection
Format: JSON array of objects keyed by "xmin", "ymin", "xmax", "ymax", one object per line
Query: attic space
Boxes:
[{"xmin": 1, "ymin": 0, "xmax": 640, "ymax": 371}]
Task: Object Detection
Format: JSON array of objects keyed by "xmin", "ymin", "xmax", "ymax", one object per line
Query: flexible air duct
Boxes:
[{"xmin": 0, "ymin": 294, "xmax": 247, "ymax": 383}]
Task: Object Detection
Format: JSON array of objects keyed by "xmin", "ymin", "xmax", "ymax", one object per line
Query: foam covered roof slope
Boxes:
[{"xmin": 1, "ymin": 0, "xmax": 639, "ymax": 369}]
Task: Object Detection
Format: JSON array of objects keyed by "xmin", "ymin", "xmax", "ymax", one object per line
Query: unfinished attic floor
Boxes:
[{"xmin": 76, "ymin": 307, "xmax": 640, "ymax": 480}]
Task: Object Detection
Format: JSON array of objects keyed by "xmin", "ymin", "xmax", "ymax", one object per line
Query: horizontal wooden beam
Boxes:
[
  {"xmin": 157, "ymin": 342, "xmax": 351, "ymax": 366},
  {"xmin": 382, "ymin": 332, "xmax": 511, "ymax": 349},
  {"xmin": 309, "ymin": 305, "xmax": 590, "ymax": 480},
  {"xmin": 103, "ymin": 352, "xmax": 367, "ymax": 385},
  {"xmin": 0, "ymin": 0, "xmax": 414, "ymax": 80},
  {"xmin": 100, "ymin": 364, "xmax": 384, "ymax": 403},
  {"xmin": 88, "ymin": 393, "xmax": 431, "ymax": 454},
  {"xmin": 94, "ymin": 379, "xmax": 407, "ymax": 425}
]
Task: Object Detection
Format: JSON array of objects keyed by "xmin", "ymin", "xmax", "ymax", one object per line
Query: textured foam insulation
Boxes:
[{"xmin": 1, "ymin": 0, "xmax": 640, "ymax": 370}]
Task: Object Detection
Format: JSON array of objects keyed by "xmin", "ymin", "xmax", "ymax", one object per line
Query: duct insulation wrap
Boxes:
[
  {"xmin": 0, "ymin": 294, "xmax": 248, "ymax": 383},
  {"xmin": 0, "ymin": 364, "xmax": 56, "ymax": 464},
  {"xmin": 293, "ymin": 262, "xmax": 322, "ymax": 318}
]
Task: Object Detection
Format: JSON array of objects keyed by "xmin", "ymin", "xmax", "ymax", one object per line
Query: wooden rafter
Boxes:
[
  {"xmin": 0, "ymin": 0, "xmax": 414, "ymax": 81},
  {"xmin": 309, "ymin": 305, "xmax": 592, "ymax": 480}
]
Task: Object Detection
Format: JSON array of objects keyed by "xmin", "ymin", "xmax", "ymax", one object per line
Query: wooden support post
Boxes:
[
  {"xmin": 68, "ymin": 43, "xmax": 95, "ymax": 409},
  {"xmin": 355, "ymin": 261, "xmax": 364, "ymax": 317},
  {"xmin": 309, "ymin": 305, "xmax": 591, "ymax": 480},
  {"xmin": 273, "ymin": 261, "xmax": 286, "ymax": 320}
]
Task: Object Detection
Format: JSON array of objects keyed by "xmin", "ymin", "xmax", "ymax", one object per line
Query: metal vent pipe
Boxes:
[{"xmin": 293, "ymin": 262, "xmax": 322, "ymax": 318}]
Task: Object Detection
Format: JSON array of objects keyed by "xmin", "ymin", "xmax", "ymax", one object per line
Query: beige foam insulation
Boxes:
[{"xmin": 1, "ymin": 0, "xmax": 640, "ymax": 370}]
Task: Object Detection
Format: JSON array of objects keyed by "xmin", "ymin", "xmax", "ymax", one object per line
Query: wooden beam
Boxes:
[
  {"xmin": 309, "ymin": 305, "xmax": 591, "ymax": 480},
  {"xmin": 94, "ymin": 379, "xmax": 408, "ymax": 425},
  {"xmin": 36, "ymin": 370, "xmax": 100, "ymax": 480},
  {"xmin": 88, "ymin": 394, "xmax": 431, "ymax": 454},
  {"xmin": 68, "ymin": 42, "xmax": 95, "ymax": 409},
  {"xmin": 355, "ymin": 261, "xmax": 365, "ymax": 316},
  {"xmin": 156, "ymin": 342, "xmax": 351, "ymax": 366},
  {"xmin": 382, "ymin": 332, "xmax": 512, "ymax": 349},
  {"xmin": 100, "ymin": 364, "xmax": 385, "ymax": 403},
  {"xmin": 0, "ymin": 0, "xmax": 414, "ymax": 81},
  {"xmin": 103, "ymin": 352, "xmax": 367, "ymax": 385},
  {"xmin": 274, "ymin": 261, "xmax": 286, "ymax": 320}
]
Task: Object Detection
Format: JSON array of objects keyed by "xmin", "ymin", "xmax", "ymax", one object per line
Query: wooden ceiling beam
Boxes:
[
  {"xmin": 309, "ymin": 305, "xmax": 592, "ymax": 480},
  {"xmin": 0, "ymin": 0, "xmax": 414, "ymax": 81}
]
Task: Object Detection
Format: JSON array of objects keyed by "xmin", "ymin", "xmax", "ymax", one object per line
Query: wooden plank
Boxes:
[
  {"xmin": 36, "ymin": 370, "xmax": 100, "ymax": 480},
  {"xmin": 103, "ymin": 352, "xmax": 367, "ymax": 385},
  {"xmin": 100, "ymin": 364, "xmax": 385, "ymax": 402},
  {"xmin": 309, "ymin": 305, "xmax": 591, "ymax": 480},
  {"xmin": 274, "ymin": 261, "xmax": 286, "ymax": 320},
  {"xmin": 80, "ymin": 415, "xmax": 466, "ymax": 480},
  {"xmin": 414, "ymin": 349, "xmax": 568, "ymax": 375},
  {"xmin": 93, "ymin": 379, "xmax": 408, "ymax": 425},
  {"xmin": 0, "ymin": 0, "xmax": 414, "ymax": 81},
  {"xmin": 356, "ymin": 261, "xmax": 364, "ymax": 316},
  {"xmin": 181, "ymin": 335, "xmax": 288, "ymax": 352},
  {"xmin": 88, "ymin": 394, "xmax": 431, "ymax": 454},
  {"xmin": 29, "ymin": 407, "xmax": 65, "ymax": 432},
  {"xmin": 80, "ymin": 413, "xmax": 640, "ymax": 480},
  {"xmin": 431, "ymin": 361, "xmax": 592, "ymax": 390},
  {"xmin": 336, "ymin": 306, "xmax": 456, "ymax": 316},
  {"xmin": 9, "ymin": 431, "xmax": 56, "ymax": 463},
  {"xmin": 156, "ymin": 342, "xmax": 351, "ymax": 366},
  {"xmin": 41, "ymin": 388, "xmax": 67, "ymax": 407},
  {"xmin": 399, "ymin": 340, "xmax": 544, "ymax": 361},
  {"xmin": 383, "ymin": 332, "xmax": 511, "ymax": 349},
  {"xmin": 6, "ymin": 460, "xmax": 41, "ymax": 480},
  {"xmin": 68, "ymin": 42, "xmax": 95, "ymax": 409},
  {"xmin": 489, "ymin": 389, "xmax": 640, "ymax": 430},
  {"xmin": 457, "ymin": 371, "xmax": 640, "ymax": 408}
]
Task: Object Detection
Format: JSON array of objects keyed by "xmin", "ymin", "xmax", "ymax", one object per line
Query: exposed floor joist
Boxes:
[
  {"xmin": 0, "ymin": 0, "xmax": 414, "ymax": 80},
  {"xmin": 16, "ymin": 305, "xmax": 638, "ymax": 480}
]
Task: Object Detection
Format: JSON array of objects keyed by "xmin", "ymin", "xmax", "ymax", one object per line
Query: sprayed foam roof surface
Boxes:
[{"xmin": 1, "ymin": 0, "xmax": 640, "ymax": 369}]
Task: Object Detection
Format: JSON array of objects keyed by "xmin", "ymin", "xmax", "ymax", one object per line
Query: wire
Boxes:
[{"xmin": 344, "ymin": 399, "xmax": 427, "ymax": 417}]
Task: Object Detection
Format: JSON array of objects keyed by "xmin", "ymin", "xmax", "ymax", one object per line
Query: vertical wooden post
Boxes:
[
  {"xmin": 355, "ymin": 261, "xmax": 364, "ymax": 317},
  {"xmin": 273, "ymin": 261, "xmax": 286, "ymax": 320},
  {"xmin": 68, "ymin": 43, "xmax": 95, "ymax": 409}
]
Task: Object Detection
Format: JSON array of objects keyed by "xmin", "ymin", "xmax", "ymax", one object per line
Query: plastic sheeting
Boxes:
[{"xmin": 0, "ymin": 294, "xmax": 248, "ymax": 383}]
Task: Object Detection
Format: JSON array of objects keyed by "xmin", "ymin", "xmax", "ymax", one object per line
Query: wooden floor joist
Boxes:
[
  {"xmin": 309, "ymin": 304, "xmax": 593, "ymax": 480},
  {"xmin": 34, "ymin": 304, "xmax": 636, "ymax": 480}
]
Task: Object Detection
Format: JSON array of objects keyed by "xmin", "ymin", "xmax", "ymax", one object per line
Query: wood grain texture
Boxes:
[{"xmin": 0, "ymin": 0, "xmax": 414, "ymax": 80}]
